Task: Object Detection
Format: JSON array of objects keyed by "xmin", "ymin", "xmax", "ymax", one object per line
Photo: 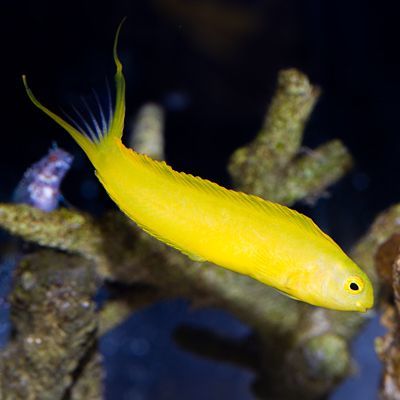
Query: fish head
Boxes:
[
  {"xmin": 323, "ymin": 257, "xmax": 374, "ymax": 312},
  {"xmin": 275, "ymin": 239, "xmax": 374, "ymax": 312},
  {"xmin": 303, "ymin": 251, "xmax": 375, "ymax": 312}
]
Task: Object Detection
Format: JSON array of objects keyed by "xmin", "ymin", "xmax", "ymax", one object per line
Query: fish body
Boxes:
[
  {"xmin": 22, "ymin": 23, "xmax": 374, "ymax": 312},
  {"xmin": 13, "ymin": 146, "xmax": 73, "ymax": 212}
]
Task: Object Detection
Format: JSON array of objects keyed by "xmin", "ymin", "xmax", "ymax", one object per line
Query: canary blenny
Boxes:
[{"xmin": 22, "ymin": 23, "xmax": 374, "ymax": 312}]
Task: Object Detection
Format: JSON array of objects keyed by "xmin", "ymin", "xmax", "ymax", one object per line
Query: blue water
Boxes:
[
  {"xmin": 101, "ymin": 300, "xmax": 254, "ymax": 400},
  {"xmin": 0, "ymin": 255, "xmax": 14, "ymax": 348}
]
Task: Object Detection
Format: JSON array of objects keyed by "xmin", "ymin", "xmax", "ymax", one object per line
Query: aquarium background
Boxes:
[{"xmin": 0, "ymin": 1, "xmax": 399, "ymax": 398}]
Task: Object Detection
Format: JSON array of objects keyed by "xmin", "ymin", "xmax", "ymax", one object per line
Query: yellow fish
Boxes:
[{"xmin": 22, "ymin": 23, "xmax": 374, "ymax": 312}]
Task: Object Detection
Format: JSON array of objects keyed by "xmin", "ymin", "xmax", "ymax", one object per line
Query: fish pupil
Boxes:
[{"xmin": 349, "ymin": 282, "xmax": 359, "ymax": 291}]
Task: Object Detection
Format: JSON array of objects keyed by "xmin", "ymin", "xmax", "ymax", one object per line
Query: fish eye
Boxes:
[
  {"xmin": 350, "ymin": 282, "xmax": 359, "ymax": 291},
  {"xmin": 344, "ymin": 276, "xmax": 364, "ymax": 294}
]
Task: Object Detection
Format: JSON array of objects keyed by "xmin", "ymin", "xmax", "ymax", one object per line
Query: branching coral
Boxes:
[{"xmin": 0, "ymin": 69, "xmax": 392, "ymax": 399}]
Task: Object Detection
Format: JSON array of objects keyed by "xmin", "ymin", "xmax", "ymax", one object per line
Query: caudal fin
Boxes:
[{"xmin": 22, "ymin": 19, "xmax": 127, "ymax": 163}]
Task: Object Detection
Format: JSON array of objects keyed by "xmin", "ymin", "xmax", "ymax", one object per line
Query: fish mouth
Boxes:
[{"xmin": 355, "ymin": 301, "xmax": 368, "ymax": 313}]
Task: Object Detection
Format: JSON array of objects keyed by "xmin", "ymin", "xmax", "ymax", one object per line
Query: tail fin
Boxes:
[{"xmin": 22, "ymin": 19, "xmax": 127, "ymax": 163}]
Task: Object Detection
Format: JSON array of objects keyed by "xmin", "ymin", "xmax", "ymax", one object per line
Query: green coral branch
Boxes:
[
  {"xmin": 0, "ymin": 204, "xmax": 102, "ymax": 260},
  {"xmin": 128, "ymin": 103, "xmax": 165, "ymax": 160},
  {"xmin": 229, "ymin": 69, "xmax": 321, "ymax": 199},
  {"xmin": 228, "ymin": 69, "xmax": 352, "ymax": 206},
  {"xmin": 278, "ymin": 140, "xmax": 353, "ymax": 205}
]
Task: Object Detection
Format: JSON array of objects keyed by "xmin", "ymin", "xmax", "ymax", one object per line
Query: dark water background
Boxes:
[{"xmin": 0, "ymin": 1, "xmax": 399, "ymax": 398}]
